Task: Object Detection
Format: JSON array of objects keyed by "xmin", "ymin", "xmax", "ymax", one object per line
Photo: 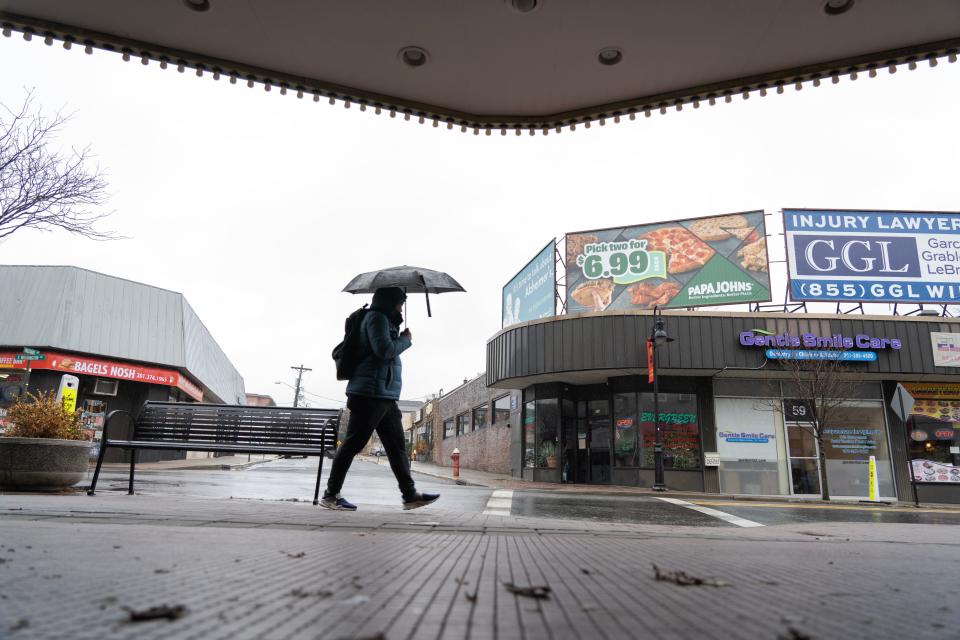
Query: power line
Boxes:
[{"xmin": 300, "ymin": 389, "xmax": 347, "ymax": 405}]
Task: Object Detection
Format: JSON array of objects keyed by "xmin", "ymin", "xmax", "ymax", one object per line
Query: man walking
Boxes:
[{"xmin": 321, "ymin": 287, "xmax": 440, "ymax": 511}]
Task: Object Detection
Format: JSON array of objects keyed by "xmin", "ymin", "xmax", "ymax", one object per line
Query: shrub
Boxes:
[{"xmin": 3, "ymin": 390, "xmax": 83, "ymax": 440}]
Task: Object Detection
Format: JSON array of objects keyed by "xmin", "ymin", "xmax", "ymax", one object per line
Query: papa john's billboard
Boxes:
[
  {"xmin": 565, "ymin": 211, "xmax": 771, "ymax": 312},
  {"xmin": 784, "ymin": 208, "xmax": 960, "ymax": 304}
]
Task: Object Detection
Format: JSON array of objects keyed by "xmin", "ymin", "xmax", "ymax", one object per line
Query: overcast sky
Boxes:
[{"xmin": 2, "ymin": 36, "xmax": 959, "ymax": 406}]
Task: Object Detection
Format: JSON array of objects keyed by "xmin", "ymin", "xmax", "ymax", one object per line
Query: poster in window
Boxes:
[{"xmin": 80, "ymin": 399, "xmax": 107, "ymax": 460}]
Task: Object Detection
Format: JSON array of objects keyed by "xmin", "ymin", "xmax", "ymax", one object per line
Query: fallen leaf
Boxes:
[
  {"xmin": 778, "ymin": 628, "xmax": 813, "ymax": 640},
  {"xmin": 580, "ymin": 568, "xmax": 592, "ymax": 575},
  {"xmin": 503, "ymin": 582, "xmax": 551, "ymax": 599},
  {"xmin": 652, "ymin": 564, "xmax": 728, "ymax": 588},
  {"xmin": 154, "ymin": 569, "xmax": 170, "ymax": 575},
  {"xmin": 285, "ymin": 552, "xmax": 306, "ymax": 559},
  {"xmin": 465, "ymin": 592, "xmax": 478, "ymax": 602},
  {"xmin": 124, "ymin": 605, "xmax": 188, "ymax": 623},
  {"xmin": 9, "ymin": 619, "xmax": 29, "ymax": 631}
]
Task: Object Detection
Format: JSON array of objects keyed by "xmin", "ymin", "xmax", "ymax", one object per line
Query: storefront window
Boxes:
[
  {"xmin": 493, "ymin": 395, "xmax": 511, "ymax": 425},
  {"xmin": 0, "ymin": 371, "xmax": 27, "ymax": 434},
  {"xmin": 714, "ymin": 398, "xmax": 786, "ymax": 496},
  {"xmin": 638, "ymin": 393, "xmax": 701, "ymax": 470},
  {"xmin": 613, "ymin": 392, "xmax": 638, "ymax": 467},
  {"xmin": 904, "ymin": 383, "xmax": 960, "ymax": 485},
  {"xmin": 443, "ymin": 419, "xmax": 455, "ymax": 439},
  {"xmin": 472, "ymin": 404, "xmax": 488, "ymax": 430},
  {"xmin": 523, "ymin": 401, "xmax": 536, "ymax": 468},
  {"xmin": 821, "ymin": 402, "xmax": 895, "ymax": 498},
  {"xmin": 536, "ymin": 398, "xmax": 559, "ymax": 469}
]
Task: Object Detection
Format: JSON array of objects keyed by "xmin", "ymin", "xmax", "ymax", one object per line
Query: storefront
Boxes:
[
  {"xmin": 902, "ymin": 382, "xmax": 960, "ymax": 504},
  {"xmin": 487, "ymin": 310, "xmax": 960, "ymax": 503},
  {"xmin": 0, "ymin": 266, "xmax": 246, "ymax": 462}
]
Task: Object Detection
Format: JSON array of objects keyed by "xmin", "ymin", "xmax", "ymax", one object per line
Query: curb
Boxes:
[
  {"xmin": 91, "ymin": 457, "xmax": 277, "ymax": 473},
  {"xmin": 359, "ymin": 457, "xmax": 487, "ymax": 487}
]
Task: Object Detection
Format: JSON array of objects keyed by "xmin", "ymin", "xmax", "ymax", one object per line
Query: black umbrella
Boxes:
[{"xmin": 342, "ymin": 265, "xmax": 465, "ymax": 317}]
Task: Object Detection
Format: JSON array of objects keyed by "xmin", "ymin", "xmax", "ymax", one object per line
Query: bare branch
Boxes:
[{"xmin": 0, "ymin": 90, "xmax": 117, "ymax": 241}]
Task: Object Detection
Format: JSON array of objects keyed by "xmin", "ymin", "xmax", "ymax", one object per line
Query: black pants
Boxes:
[{"xmin": 325, "ymin": 396, "xmax": 416, "ymax": 499}]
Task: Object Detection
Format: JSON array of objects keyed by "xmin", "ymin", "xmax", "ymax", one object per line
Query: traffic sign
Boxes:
[
  {"xmin": 22, "ymin": 347, "xmax": 40, "ymax": 356},
  {"xmin": 891, "ymin": 383, "xmax": 915, "ymax": 422},
  {"xmin": 14, "ymin": 354, "xmax": 45, "ymax": 362}
]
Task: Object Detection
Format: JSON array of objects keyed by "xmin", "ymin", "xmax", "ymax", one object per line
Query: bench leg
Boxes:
[
  {"xmin": 313, "ymin": 455, "xmax": 324, "ymax": 506},
  {"xmin": 87, "ymin": 442, "xmax": 109, "ymax": 496},
  {"xmin": 128, "ymin": 450, "xmax": 138, "ymax": 495}
]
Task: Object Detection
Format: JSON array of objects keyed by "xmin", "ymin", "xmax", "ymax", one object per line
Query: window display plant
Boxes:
[{"xmin": 538, "ymin": 440, "xmax": 558, "ymax": 469}]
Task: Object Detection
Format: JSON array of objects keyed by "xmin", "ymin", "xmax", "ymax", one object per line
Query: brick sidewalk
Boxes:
[{"xmin": 1, "ymin": 493, "xmax": 957, "ymax": 639}]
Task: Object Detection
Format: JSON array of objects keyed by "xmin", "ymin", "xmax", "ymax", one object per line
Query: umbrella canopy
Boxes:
[
  {"xmin": 343, "ymin": 266, "xmax": 465, "ymax": 317},
  {"xmin": 343, "ymin": 266, "xmax": 465, "ymax": 295}
]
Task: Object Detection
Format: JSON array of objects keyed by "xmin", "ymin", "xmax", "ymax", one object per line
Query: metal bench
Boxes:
[{"xmin": 87, "ymin": 401, "xmax": 341, "ymax": 505}]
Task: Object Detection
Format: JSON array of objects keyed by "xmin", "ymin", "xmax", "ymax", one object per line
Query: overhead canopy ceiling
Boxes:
[{"xmin": 2, "ymin": 1, "xmax": 959, "ymax": 132}]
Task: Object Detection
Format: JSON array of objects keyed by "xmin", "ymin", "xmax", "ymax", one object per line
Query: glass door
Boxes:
[
  {"xmin": 787, "ymin": 424, "xmax": 821, "ymax": 496},
  {"xmin": 587, "ymin": 399, "xmax": 611, "ymax": 484}
]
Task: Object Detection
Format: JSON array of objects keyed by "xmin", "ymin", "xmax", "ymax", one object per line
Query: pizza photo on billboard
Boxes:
[
  {"xmin": 640, "ymin": 227, "xmax": 715, "ymax": 273},
  {"xmin": 687, "ymin": 214, "xmax": 749, "ymax": 241},
  {"xmin": 737, "ymin": 237, "xmax": 769, "ymax": 272},
  {"xmin": 627, "ymin": 281, "xmax": 681, "ymax": 308},
  {"xmin": 570, "ymin": 278, "xmax": 614, "ymax": 311},
  {"xmin": 565, "ymin": 233, "xmax": 598, "ymax": 264}
]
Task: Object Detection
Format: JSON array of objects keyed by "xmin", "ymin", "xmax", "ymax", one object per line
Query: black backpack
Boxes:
[{"xmin": 332, "ymin": 305, "xmax": 369, "ymax": 381}]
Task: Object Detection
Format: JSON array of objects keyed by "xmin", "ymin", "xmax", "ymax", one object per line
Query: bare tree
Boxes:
[
  {"xmin": 0, "ymin": 91, "xmax": 113, "ymax": 240},
  {"xmin": 764, "ymin": 355, "xmax": 864, "ymax": 501}
]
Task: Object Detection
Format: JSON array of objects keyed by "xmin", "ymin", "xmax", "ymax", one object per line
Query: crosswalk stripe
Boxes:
[
  {"xmin": 482, "ymin": 489, "xmax": 514, "ymax": 516},
  {"xmin": 655, "ymin": 497, "xmax": 764, "ymax": 528}
]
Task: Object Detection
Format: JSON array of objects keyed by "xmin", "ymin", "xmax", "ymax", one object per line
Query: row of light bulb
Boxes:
[{"xmin": 2, "ymin": 22, "xmax": 958, "ymax": 136}]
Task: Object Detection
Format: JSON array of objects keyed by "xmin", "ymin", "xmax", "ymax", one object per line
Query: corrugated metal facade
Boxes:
[
  {"xmin": 487, "ymin": 311, "xmax": 960, "ymax": 387},
  {"xmin": 0, "ymin": 266, "xmax": 244, "ymax": 403}
]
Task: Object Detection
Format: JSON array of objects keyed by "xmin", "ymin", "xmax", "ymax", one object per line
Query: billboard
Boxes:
[
  {"xmin": 565, "ymin": 211, "xmax": 771, "ymax": 312},
  {"xmin": 502, "ymin": 241, "xmax": 556, "ymax": 327},
  {"xmin": 784, "ymin": 208, "xmax": 960, "ymax": 304}
]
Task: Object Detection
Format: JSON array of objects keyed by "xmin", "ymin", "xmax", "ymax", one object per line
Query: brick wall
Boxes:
[{"xmin": 426, "ymin": 374, "xmax": 521, "ymax": 475}]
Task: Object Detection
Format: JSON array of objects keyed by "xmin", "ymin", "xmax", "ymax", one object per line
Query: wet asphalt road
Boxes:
[{"xmin": 91, "ymin": 457, "xmax": 960, "ymax": 528}]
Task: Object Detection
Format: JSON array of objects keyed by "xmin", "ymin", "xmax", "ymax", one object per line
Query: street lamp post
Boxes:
[{"xmin": 650, "ymin": 306, "xmax": 674, "ymax": 492}]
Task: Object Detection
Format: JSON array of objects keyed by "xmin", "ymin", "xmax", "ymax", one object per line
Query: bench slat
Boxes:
[{"xmin": 114, "ymin": 401, "xmax": 340, "ymax": 453}]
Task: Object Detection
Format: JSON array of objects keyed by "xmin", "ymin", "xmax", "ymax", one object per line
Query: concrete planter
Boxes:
[{"xmin": 0, "ymin": 437, "xmax": 92, "ymax": 490}]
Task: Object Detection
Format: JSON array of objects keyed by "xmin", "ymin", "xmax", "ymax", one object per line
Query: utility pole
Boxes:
[{"xmin": 290, "ymin": 364, "xmax": 312, "ymax": 408}]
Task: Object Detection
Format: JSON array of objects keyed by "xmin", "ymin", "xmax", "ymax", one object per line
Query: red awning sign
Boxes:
[{"xmin": 0, "ymin": 351, "xmax": 203, "ymax": 402}]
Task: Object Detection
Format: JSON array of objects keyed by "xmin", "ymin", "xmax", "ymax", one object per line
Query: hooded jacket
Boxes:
[{"xmin": 345, "ymin": 289, "xmax": 412, "ymax": 400}]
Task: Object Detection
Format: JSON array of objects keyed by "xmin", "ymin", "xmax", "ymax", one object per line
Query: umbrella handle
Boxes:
[
  {"xmin": 420, "ymin": 275, "xmax": 432, "ymax": 318},
  {"xmin": 404, "ymin": 287, "xmax": 407, "ymax": 328}
]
